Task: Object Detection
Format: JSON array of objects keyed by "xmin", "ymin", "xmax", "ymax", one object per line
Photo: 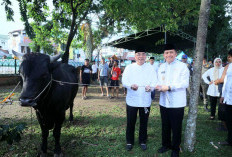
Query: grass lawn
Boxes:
[{"xmin": 0, "ymin": 86, "xmax": 232, "ymax": 157}]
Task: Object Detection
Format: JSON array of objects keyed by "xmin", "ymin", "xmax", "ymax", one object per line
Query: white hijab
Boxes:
[{"xmin": 213, "ymin": 58, "xmax": 222, "ymax": 81}]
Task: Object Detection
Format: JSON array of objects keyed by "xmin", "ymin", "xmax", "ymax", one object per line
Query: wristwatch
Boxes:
[{"xmin": 168, "ymin": 86, "xmax": 171, "ymax": 91}]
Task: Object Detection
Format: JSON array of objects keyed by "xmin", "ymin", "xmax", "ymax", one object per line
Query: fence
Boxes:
[
  {"xmin": 0, "ymin": 59, "xmax": 85, "ymax": 75},
  {"xmin": 68, "ymin": 60, "xmax": 84, "ymax": 67},
  {"xmin": 0, "ymin": 59, "xmax": 21, "ymax": 74}
]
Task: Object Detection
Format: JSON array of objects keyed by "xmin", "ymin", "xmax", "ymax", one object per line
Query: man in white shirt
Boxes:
[
  {"xmin": 149, "ymin": 56, "xmax": 159, "ymax": 73},
  {"xmin": 122, "ymin": 50, "xmax": 157, "ymax": 151},
  {"xmin": 91, "ymin": 61, "xmax": 98, "ymax": 82},
  {"xmin": 156, "ymin": 44, "xmax": 189, "ymax": 157},
  {"xmin": 149, "ymin": 57, "xmax": 159, "ymax": 101}
]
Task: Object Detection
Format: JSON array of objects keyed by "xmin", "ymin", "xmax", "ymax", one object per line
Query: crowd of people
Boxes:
[
  {"xmin": 79, "ymin": 44, "xmax": 232, "ymax": 157},
  {"xmin": 79, "ymin": 57, "xmax": 122, "ymax": 99}
]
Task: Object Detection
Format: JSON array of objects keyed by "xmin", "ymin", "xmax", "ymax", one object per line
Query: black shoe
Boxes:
[
  {"xmin": 171, "ymin": 151, "xmax": 179, "ymax": 157},
  {"xmin": 126, "ymin": 144, "xmax": 133, "ymax": 151},
  {"xmin": 157, "ymin": 146, "xmax": 170, "ymax": 153},
  {"xmin": 140, "ymin": 143, "xmax": 147, "ymax": 151}
]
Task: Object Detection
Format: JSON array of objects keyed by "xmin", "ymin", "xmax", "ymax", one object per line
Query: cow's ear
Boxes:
[{"xmin": 49, "ymin": 62, "xmax": 60, "ymax": 72}]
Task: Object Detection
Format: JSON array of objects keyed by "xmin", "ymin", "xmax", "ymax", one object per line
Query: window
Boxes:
[
  {"xmin": 27, "ymin": 47, "xmax": 31, "ymax": 53},
  {"xmin": 21, "ymin": 46, "xmax": 25, "ymax": 53}
]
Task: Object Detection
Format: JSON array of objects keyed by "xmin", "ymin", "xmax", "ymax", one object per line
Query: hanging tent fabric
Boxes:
[{"xmin": 103, "ymin": 27, "xmax": 196, "ymax": 53}]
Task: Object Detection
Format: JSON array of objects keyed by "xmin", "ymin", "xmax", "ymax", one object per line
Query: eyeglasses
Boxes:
[{"xmin": 216, "ymin": 61, "xmax": 221, "ymax": 63}]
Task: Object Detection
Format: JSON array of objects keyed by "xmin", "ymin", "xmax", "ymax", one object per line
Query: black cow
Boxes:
[{"xmin": 13, "ymin": 52, "xmax": 78, "ymax": 157}]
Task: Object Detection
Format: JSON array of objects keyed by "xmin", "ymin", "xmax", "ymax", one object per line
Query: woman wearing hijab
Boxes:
[{"xmin": 202, "ymin": 58, "xmax": 224, "ymax": 120}]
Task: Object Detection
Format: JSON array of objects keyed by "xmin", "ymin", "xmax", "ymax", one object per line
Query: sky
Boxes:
[{"xmin": 0, "ymin": 0, "xmax": 24, "ymax": 35}]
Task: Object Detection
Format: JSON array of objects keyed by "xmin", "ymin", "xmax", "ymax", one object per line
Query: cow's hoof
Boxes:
[
  {"xmin": 69, "ymin": 116, "xmax": 73, "ymax": 122},
  {"xmin": 54, "ymin": 153, "xmax": 64, "ymax": 157}
]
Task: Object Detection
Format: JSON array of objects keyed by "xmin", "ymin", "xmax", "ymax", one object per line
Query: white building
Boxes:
[
  {"xmin": 0, "ymin": 34, "xmax": 9, "ymax": 50},
  {"xmin": 8, "ymin": 29, "xmax": 32, "ymax": 54}
]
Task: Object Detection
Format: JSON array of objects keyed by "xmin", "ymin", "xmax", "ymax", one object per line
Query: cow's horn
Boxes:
[
  {"xmin": 50, "ymin": 54, "xmax": 61, "ymax": 63},
  {"xmin": 12, "ymin": 50, "xmax": 25, "ymax": 58}
]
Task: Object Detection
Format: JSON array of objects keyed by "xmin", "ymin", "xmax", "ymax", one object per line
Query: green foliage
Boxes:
[
  {"xmin": 17, "ymin": 0, "xmax": 36, "ymax": 39},
  {"xmin": 6, "ymin": 0, "xmax": 94, "ymax": 56},
  {"xmin": 206, "ymin": 0, "xmax": 232, "ymax": 60},
  {"xmin": 29, "ymin": 21, "xmax": 56, "ymax": 54},
  {"xmin": 3, "ymin": 0, "xmax": 232, "ymax": 60},
  {"xmin": 103, "ymin": 0, "xmax": 232, "ymax": 60},
  {"xmin": 0, "ymin": 123, "xmax": 26, "ymax": 145},
  {"xmin": 2, "ymin": 0, "xmax": 14, "ymax": 21},
  {"xmin": 103, "ymin": 0, "xmax": 201, "ymax": 31}
]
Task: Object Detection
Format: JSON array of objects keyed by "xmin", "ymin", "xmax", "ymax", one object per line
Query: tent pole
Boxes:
[{"xmin": 164, "ymin": 25, "xmax": 167, "ymax": 44}]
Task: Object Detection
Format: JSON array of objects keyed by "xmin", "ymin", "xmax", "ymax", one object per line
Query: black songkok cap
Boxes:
[
  {"xmin": 150, "ymin": 57, "xmax": 155, "ymax": 60},
  {"xmin": 164, "ymin": 44, "xmax": 176, "ymax": 51},
  {"xmin": 135, "ymin": 46, "xmax": 146, "ymax": 53}
]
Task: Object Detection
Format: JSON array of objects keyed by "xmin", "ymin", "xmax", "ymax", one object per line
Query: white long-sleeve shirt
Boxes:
[
  {"xmin": 202, "ymin": 67, "xmax": 224, "ymax": 97},
  {"xmin": 150, "ymin": 62, "xmax": 159, "ymax": 73},
  {"xmin": 122, "ymin": 63, "xmax": 158, "ymax": 107},
  {"xmin": 222, "ymin": 63, "xmax": 232, "ymax": 105},
  {"xmin": 91, "ymin": 64, "xmax": 98, "ymax": 74},
  {"xmin": 157, "ymin": 59, "xmax": 189, "ymax": 108}
]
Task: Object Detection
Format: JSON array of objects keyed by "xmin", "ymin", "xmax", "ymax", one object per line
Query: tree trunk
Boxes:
[
  {"xmin": 62, "ymin": 30, "xmax": 76, "ymax": 63},
  {"xmin": 184, "ymin": 0, "xmax": 211, "ymax": 152},
  {"xmin": 84, "ymin": 22, "xmax": 93, "ymax": 60}
]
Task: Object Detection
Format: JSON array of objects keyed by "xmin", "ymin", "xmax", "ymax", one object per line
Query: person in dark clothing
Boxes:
[
  {"xmin": 80, "ymin": 59, "xmax": 92, "ymax": 100},
  {"xmin": 108, "ymin": 57, "xmax": 114, "ymax": 68}
]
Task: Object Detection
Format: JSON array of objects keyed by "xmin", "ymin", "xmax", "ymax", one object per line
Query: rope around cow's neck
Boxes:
[
  {"xmin": 52, "ymin": 79, "xmax": 153, "ymax": 88},
  {"xmin": 33, "ymin": 75, "xmax": 53, "ymax": 101},
  {"xmin": 3, "ymin": 76, "xmax": 171, "ymax": 105},
  {"xmin": 52, "ymin": 79, "xmax": 170, "ymax": 103}
]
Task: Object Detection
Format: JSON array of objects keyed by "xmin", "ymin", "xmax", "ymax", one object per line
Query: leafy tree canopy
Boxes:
[{"xmin": 2, "ymin": 0, "xmax": 232, "ymax": 61}]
